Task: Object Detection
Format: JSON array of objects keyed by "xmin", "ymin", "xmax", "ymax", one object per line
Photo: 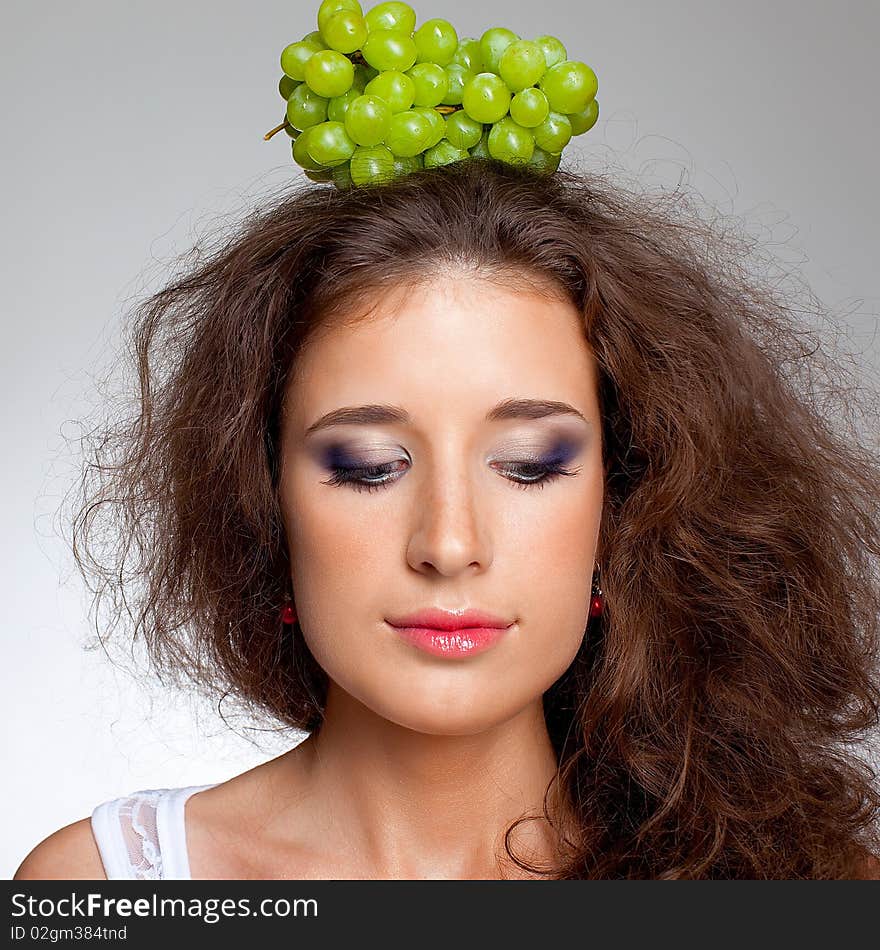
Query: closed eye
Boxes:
[{"xmin": 320, "ymin": 460, "xmax": 581, "ymax": 493}]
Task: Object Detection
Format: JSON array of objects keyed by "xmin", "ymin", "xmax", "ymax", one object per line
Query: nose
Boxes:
[{"xmin": 405, "ymin": 460, "xmax": 493, "ymax": 577}]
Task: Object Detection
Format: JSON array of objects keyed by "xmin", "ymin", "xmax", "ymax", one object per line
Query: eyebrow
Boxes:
[{"xmin": 303, "ymin": 397, "xmax": 591, "ymax": 437}]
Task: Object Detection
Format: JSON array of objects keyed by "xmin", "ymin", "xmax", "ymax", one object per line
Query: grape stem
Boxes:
[{"xmin": 264, "ymin": 121, "xmax": 287, "ymax": 141}]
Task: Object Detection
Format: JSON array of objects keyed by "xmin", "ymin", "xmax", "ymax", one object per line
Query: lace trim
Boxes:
[{"xmin": 117, "ymin": 790, "xmax": 165, "ymax": 880}]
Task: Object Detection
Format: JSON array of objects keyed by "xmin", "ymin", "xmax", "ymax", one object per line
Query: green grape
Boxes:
[
  {"xmin": 306, "ymin": 120, "xmax": 358, "ymax": 165},
  {"xmin": 532, "ymin": 111, "xmax": 572, "ymax": 153},
  {"xmin": 304, "ymin": 166, "xmax": 336, "ymax": 182},
  {"xmin": 509, "ymin": 87, "xmax": 549, "ymax": 127},
  {"xmin": 328, "ymin": 87, "xmax": 362, "ymax": 122},
  {"xmin": 321, "ymin": 10, "xmax": 368, "ymax": 53},
  {"xmin": 279, "ymin": 75, "xmax": 298, "ymax": 100},
  {"xmin": 451, "ymin": 38, "xmax": 483, "ymax": 72},
  {"xmin": 479, "ymin": 27, "xmax": 519, "ymax": 75},
  {"xmin": 527, "ymin": 146, "xmax": 561, "ymax": 174},
  {"xmin": 413, "ymin": 18, "xmax": 458, "ymax": 66},
  {"xmin": 423, "ymin": 140, "xmax": 469, "ymax": 168},
  {"xmin": 444, "ymin": 110, "xmax": 483, "ymax": 150},
  {"xmin": 461, "ymin": 72, "xmax": 511, "ymax": 124},
  {"xmin": 362, "ymin": 29, "xmax": 418, "ymax": 72},
  {"xmin": 332, "ymin": 161, "xmax": 354, "ymax": 190},
  {"xmin": 385, "ymin": 110, "xmax": 432, "ymax": 157},
  {"xmin": 534, "ymin": 35, "xmax": 567, "ymax": 69},
  {"xmin": 391, "ymin": 153, "xmax": 424, "ymax": 178},
  {"xmin": 292, "ymin": 128, "xmax": 324, "ymax": 169},
  {"xmin": 498, "ymin": 40, "xmax": 547, "ymax": 92},
  {"xmin": 281, "ymin": 40, "xmax": 324, "ymax": 81},
  {"xmin": 317, "ymin": 0, "xmax": 362, "ymax": 35},
  {"xmin": 538, "ymin": 60, "xmax": 598, "ymax": 114},
  {"xmin": 277, "ymin": 8, "xmax": 591, "ymax": 188},
  {"xmin": 350, "ymin": 144, "xmax": 396, "ymax": 185},
  {"xmin": 344, "ymin": 94, "xmax": 393, "ymax": 146},
  {"xmin": 469, "ymin": 129, "xmax": 491, "ymax": 159},
  {"xmin": 287, "ymin": 83, "xmax": 329, "ymax": 129},
  {"xmin": 441, "ymin": 64, "xmax": 474, "ymax": 105},
  {"xmin": 364, "ymin": 70, "xmax": 415, "ymax": 112},
  {"xmin": 407, "ymin": 63, "xmax": 449, "ymax": 107},
  {"xmin": 487, "ymin": 116, "xmax": 534, "ymax": 164},
  {"xmin": 568, "ymin": 98, "xmax": 599, "ymax": 135},
  {"xmin": 411, "ymin": 106, "xmax": 446, "ymax": 148},
  {"xmin": 364, "ymin": 2, "xmax": 416, "ymax": 36},
  {"xmin": 304, "ymin": 49, "xmax": 355, "ymax": 98},
  {"xmin": 301, "ymin": 30, "xmax": 330, "ymax": 49}
]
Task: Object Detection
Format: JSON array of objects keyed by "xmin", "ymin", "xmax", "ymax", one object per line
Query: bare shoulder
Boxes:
[{"xmin": 13, "ymin": 818, "xmax": 107, "ymax": 881}]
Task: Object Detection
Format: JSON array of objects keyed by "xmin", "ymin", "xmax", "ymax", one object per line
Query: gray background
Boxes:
[{"xmin": 2, "ymin": 1, "xmax": 878, "ymax": 877}]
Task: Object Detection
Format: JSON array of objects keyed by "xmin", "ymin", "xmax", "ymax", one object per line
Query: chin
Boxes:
[{"xmin": 368, "ymin": 694, "xmax": 525, "ymax": 738}]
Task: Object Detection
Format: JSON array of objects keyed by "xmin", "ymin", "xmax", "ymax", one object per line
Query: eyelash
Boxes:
[{"xmin": 321, "ymin": 460, "xmax": 581, "ymax": 494}]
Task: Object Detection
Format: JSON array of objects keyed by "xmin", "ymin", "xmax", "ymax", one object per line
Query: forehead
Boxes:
[{"xmin": 285, "ymin": 276, "xmax": 597, "ymax": 431}]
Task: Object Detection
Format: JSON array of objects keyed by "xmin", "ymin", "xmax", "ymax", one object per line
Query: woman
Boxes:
[{"xmin": 14, "ymin": 158, "xmax": 880, "ymax": 878}]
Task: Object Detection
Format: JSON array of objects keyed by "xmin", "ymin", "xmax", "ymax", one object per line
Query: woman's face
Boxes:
[{"xmin": 279, "ymin": 273, "xmax": 603, "ymax": 736}]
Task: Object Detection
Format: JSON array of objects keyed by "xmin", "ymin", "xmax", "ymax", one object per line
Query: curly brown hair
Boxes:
[{"xmin": 66, "ymin": 157, "xmax": 880, "ymax": 878}]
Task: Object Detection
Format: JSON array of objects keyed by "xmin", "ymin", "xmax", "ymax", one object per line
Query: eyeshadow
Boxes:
[
  {"xmin": 541, "ymin": 438, "xmax": 581, "ymax": 466},
  {"xmin": 320, "ymin": 437, "xmax": 582, "ymax": 469},
  {"xmin": 319, "ymin": 444, "xmax": 369, "ymax": 470}
]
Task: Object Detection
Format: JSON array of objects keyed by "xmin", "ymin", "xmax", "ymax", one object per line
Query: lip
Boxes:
[
  {"xmin": 385, "ymin": 608, "xmax": 514, "ymax": 631},
  {"xmin": 385, "ymin": 608, "xmax": 515, "ymax": 659}
]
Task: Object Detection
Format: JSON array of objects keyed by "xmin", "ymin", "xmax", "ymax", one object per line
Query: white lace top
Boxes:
[{"xmin": 90, "ymin": 785, "xmax": 219, "ymax": 880}]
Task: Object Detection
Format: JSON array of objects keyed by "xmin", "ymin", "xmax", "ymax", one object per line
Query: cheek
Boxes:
[
  {"xmin": 283, "ymin": 463, "xmax": 377, "ymax": 567},
  {"xmin": 282, "ymin": 476, "xmax": 388, "ymax": 653},
  {"xmin": 510, "ymin": 468, "xmax": 601, "ymax": 565},
  {"xmin": 503, "ymin": 478, "xmax": 601, "ymax": 653}
]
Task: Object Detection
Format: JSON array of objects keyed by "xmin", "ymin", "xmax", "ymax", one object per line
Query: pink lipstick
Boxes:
[{"xmin": 385, "ymin": 608, "xmax": 515, "ymax": 658}]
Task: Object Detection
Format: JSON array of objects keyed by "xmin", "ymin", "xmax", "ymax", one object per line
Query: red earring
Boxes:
[
  {"xmin": 280, "ymin": 600, "xmax": 296, "ymax": 625},
  {"xmin": 589, "ymin": 562, "xmax": 604, "ymax": 618}
]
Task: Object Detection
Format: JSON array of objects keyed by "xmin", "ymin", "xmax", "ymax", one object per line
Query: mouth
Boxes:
[
  {"xmin": 385, "ymin": 607, "xmax": 514, "ymax": 631},
  {"xmin": 384, "ymin": 620, "xmax": 514, "ymax": 659}
]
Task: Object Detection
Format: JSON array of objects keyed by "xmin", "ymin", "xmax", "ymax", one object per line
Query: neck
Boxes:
[{"xmin": 290, "ymin": 683, "xmax": 569, "ymax": 878}]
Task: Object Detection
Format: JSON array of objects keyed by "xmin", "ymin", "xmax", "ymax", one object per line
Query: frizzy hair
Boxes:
[{"xmin": 66, "ymin": 157, "xmax": 880, "ymax": 878}]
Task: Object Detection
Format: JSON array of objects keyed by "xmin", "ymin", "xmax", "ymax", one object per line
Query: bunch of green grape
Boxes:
[{"xmin": 267, "ymin": 0, "xmax": 600, "ymax": 188}]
